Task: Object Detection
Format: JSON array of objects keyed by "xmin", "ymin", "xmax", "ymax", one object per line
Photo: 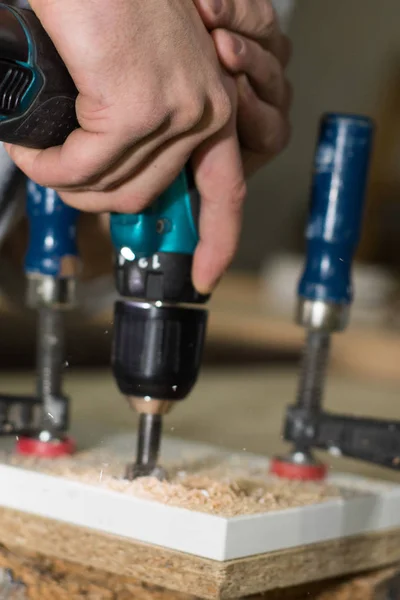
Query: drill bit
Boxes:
[{"xmin": 125, "ymin": 413, "xmax": 167, "ymax": 481}]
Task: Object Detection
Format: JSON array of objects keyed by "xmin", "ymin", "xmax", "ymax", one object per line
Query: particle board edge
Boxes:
[{"xmin": 1, "ymin": 506, "xmax": 400, "ymax": 599}]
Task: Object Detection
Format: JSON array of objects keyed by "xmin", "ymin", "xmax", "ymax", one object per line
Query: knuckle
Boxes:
[
  {"xmin": 210, "ymin": 85, "xmax": 233, "ymax": 130},
  {"xmin": 121, "ymin": 84, "xmax": 170, "ymax": 133},
  {"xmin": 255, "ymin": 1, "xmax": 277, "ymax": 37},
  {"xmin": 207, "ymin": 0, "xmax": 227, "ymax": 22},
  {"xmin": 175, "ymin": 94, "xmax": 206, "ymax": 132},
  {"xmin": 125, "ymin": 102, "xmax": 168, "ymax": 137},
  {"xmin": 262, "ymin": 0, "xmax": 276, "ymax": 26}
]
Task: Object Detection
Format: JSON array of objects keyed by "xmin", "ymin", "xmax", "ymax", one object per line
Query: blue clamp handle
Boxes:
[
  {"xmin": 110, "ymin": 166, "xmax": 199, "ymax": 258},
  {"xmin": 298, "ymin": 113, "xmax": 374, "ymax": 305},
  {"xmin": 25, "ymin": 180, "xmax": 79, "ymax": 278}
]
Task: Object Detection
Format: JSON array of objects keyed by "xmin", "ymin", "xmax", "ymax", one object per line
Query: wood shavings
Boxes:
[
  {"xmin": 1, "ymin": 448, "xmax": 341, "ymax": 517},
  {"xmin": 117, "ymin": 473, "xmax": 339, "ymax": 517}
]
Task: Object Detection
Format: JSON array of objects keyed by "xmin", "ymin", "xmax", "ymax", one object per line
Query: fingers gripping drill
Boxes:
[{"xmin": 0, "ymin": 5, "xmax": 208, "ymax": 476}]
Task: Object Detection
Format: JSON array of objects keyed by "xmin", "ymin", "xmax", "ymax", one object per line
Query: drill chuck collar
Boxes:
[
  {"xmin": 112, "ymin": 301, "xmax": 208, "ymax": 401},
  {"xmin": 112, "ymin": 256, "xmax": 209, "ymax": 402}
]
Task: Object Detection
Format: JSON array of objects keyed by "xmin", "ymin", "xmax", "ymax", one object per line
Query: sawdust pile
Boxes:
[
  {"xmin": 119, "ymin": 475, "xmax": 339, "ymax": 517},
  {"xmin": 110, "ymin": 473, "xmax": 339, "ymax": 517},
  {"xmin": 4, "ymin": 451, "xmax": 340, "ymax": 517}
]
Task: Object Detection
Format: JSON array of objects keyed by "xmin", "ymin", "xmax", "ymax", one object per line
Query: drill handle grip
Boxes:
[{"xmin": 0, "ymin": 5, "xmax": 78, "ymax": 148}]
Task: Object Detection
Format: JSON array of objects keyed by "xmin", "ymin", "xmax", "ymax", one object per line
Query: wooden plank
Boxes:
[
  {"xmin": 0, "ymin": 508, "xmax": 399, "ymax": 599},
  {"xmin": 0, "ymin": 544, "xmax": 398, "ymax": 600},
  {"xmin": 1, "ymin": 436, "xmax": 400, "ymax": 598},
  {"xmin": 2, "ymin": 435, "xmax": 400, "ymax": 561}
]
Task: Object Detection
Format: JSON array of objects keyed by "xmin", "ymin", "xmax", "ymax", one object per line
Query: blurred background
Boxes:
[
  {"xmin": 1, "ymin": 0, "xmax": 400, "ymax": 478},
  {"xmin": 240, "ymin": 0, "xmax": 400, "ymax": 272}
]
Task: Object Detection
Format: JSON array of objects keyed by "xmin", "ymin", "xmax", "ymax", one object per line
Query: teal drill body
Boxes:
[{"xmin": 110, "ymin": 167, "xmax": 199, "ymax": 259}]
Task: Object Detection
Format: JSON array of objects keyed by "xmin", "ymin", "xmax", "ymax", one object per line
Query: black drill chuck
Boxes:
[{"xmin": 111, "ymin": 301, "xmax": 208, "ymax": 401}]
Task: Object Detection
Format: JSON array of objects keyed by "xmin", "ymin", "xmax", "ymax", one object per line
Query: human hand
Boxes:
[
  {"xmin": 5, "ymin": 0, "xmax": 246, "ymax": 294},
  {"xmin": 193, "ymin": 0, "xmax": 293, "ymax": 177}
]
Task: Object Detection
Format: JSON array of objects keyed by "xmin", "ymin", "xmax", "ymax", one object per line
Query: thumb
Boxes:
[{"xmin": 191, "ymin": 80, "xmax": 246, "ymax": 294}]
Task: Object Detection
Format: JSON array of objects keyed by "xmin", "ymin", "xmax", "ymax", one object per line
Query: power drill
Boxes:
[{"xmin": 0, "ymin": 4, "xmax": 208, "ymax": 477}]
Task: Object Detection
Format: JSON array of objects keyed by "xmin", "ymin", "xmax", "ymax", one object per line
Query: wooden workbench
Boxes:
[{"xmin": 0, "ymin": 545, "xmax": 397, "ymax": 600}]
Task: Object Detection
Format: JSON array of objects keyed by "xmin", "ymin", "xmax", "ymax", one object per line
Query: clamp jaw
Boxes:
[
  {"xmin": 283, "ymin": 408, "xmax": 400, "ymax": 471},
  {"xmin": 0, "ymin": 393, "xmax": 68, "ymax": 437}
]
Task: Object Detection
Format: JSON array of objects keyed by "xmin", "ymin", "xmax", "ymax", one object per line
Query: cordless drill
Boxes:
[{"xmin": 0, "ymin": 4, "xmax": 208, "ymax": 477}]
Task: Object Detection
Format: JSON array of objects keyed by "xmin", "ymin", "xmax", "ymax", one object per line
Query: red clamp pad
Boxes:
[
  {"xmin": 15, "ymin": 436, "xmax": 76, "ymax": 458},
  {"xmin": 269, "ymin": 457, "xmax": 327, "ymax": 481}
]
